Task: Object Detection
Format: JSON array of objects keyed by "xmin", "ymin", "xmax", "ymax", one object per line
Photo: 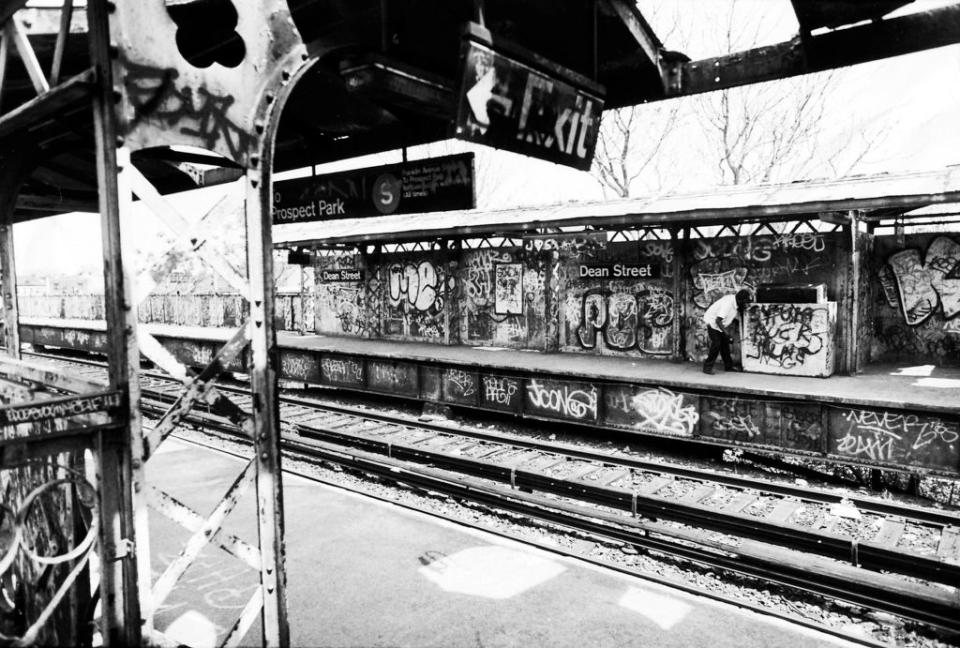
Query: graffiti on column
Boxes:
[
  {"xmin": 886, "ymin": 235, "xmax": 960, "ymax": 326},
  {"xmin": 122, "ymin": 61, "xmax": 255, "ymax": 160}
]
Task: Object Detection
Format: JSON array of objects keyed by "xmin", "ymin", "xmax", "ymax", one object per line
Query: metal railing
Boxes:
[{"xmin": 18, "ymin": 294, "xmax": 316, "ymax": 333}]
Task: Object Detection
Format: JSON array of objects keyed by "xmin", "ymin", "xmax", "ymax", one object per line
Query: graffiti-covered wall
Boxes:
[
  {"xmin": 313, "ymin": 252, "xmax": 368, "ymax": 338},
  {"xmin": 457, "ymin": 248, "xmax": 547, "ymax": 348},
  {"xmin": 870, "ymin": 234, "xmax": 960, "ymax": 365},
  {"xmin": 369, "ymin": 251, "xmax": 455, "ymax": 343},
  {"xmin": 558, "ymin": 237, "xmax": 676, "ymax": 357},
  {"xmin": 684, "ymin": 232, "xmax": 843, "ymax": 361}
]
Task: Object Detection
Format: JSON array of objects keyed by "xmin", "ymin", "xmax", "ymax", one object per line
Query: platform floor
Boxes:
[
  {"xmin": 148, "ymin": 438, "xmax": 859, "ymax": 648},
  {"xmin": 23, "ymin": 317, "xmax": 960, "ymax": 414}
]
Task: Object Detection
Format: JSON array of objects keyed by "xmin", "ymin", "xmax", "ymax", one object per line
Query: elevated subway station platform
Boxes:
[
  {"xmin": 151, "ymin": 437, "xmax": 856, "ymax": 648},
  {"xmin": 21, "ymin": 317, "xmax": 960, "ymax": 477}
]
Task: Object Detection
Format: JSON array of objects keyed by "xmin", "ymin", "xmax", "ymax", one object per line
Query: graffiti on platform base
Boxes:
[
  {"xmin": 280, "ymin": 352, "xmax": 320, "ymax": 383},
  {"xmin": 320, "ymin": 356, "xmax": 364, "ymax": 387},
  {"xmin": 829, "ymin": 406, "xmax": 960, "ymax": 471},
  {"xmin": 525, "ymin": 379, "xmax": 598, "ymax": 422},
  {"xmin": 778, "ymin": 402, "xmax": 823, "ymax": 453},
  {"xmin": 604, "ymin": 384, "xmax": 701, "ymax": 436},
  {"xmin": 368, "ymin": 361, "xmax": 419, "ymax": 396},
  {"xmin": 442, "ymin": 368, "xmax": 478, "ymax": 404},
  {"xmin": 574, "ymin": 287, "xmax": 673, "ymax": 355},
  {"xmin": 886, "ymin": 236, "xmax": 960, "ymax": 326},
  {"xmin": 481, "ymin": 376, "xmax": 520, "ymax": 410},
  {"xmin": 701, "ymin": 396, "xmax": 768, "ymax": 444},
  {"xmin": 743, "ymin": 303, "xmax": 832, "ymax": 375}
]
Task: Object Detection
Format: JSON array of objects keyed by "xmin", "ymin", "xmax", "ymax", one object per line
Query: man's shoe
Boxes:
[
  {"xmin": 726, "ymin": 366, "xmax": 742, "ymax": 372},
  {"xmin": 703, "ymin": 367, "xmax": 715, "ymax": 375}
]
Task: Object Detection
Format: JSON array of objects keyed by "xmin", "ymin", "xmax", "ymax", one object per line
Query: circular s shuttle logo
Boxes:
[{"xmin": 373, "ymin": 173, "xmax": 401, "ymax": 214}]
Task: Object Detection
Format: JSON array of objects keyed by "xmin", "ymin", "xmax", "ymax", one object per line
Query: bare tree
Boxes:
[
  {"xmin": 592, "ymin": 102, "xmax": 681, "ymax": 197},
  {"xmin": 592, "ymin": 0, "xmax": 884, "ymax": 194},
  {"xmin": 696, "ymin": 0, "xmax": 882, "ymax": 186}
]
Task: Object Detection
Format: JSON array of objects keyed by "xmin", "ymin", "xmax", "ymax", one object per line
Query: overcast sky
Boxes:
[{"xmin": 12, "ymin": 0, "xmax": 960, "ymax": 277}]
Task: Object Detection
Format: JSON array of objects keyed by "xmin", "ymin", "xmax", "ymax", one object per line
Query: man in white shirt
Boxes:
[{"xmin": 702, "ymin": 288, "xmax": 752, "ymax": 375}]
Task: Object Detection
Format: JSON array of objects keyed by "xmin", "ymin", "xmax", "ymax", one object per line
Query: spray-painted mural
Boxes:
[
  {"xmin": 685, "ymin": 232, "xmax": 840, "ymax": 362},
  {"xmin": 559, "ymin": 239, "xmax": 675, "ymax": 356},
  {"xmin": 457, "ymin": 248, "xmax": 546, "ymax": 348},
  {"xmin": 871, "ymin": 234, "xmax": 960, "ymax": 365},
  {"xmin": 369, "ymin": 253, "xmax": 454, "ymax": 343},
  {"xmin": 742, "ymin": 302, "xmax": 836, "ymax": 376},
  {"xmin": 313, "ymin": 252, "xmax": 367, "ymax": 337}
]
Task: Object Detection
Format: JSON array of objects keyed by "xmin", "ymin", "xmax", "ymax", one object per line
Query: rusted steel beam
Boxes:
[
  {"xmin": 222, "ymin": 589, "xmax": 265, "ymax": 648},
  {"xmin": 49, "ymin": 0, "xmax": 74, "ymax": 85},
  {"xmin": 603, "ymin": 0, "xmax": 664, "ymax": 76},
  {"xmin": 15, "ymin": 192, "xmax": 98, "ymax": 213},
  {"xmin": 0, "ymin": 198, "xmax": 18, "ymax": 358},
  {"xmin": 0, "ymin": 67, "xmax": 95, "ymax": 140},
  {"xmin": 0, "ymin": 356, "xmax": 106, "ymax": 392},
  {"xmin": 0, "ymin": 389, "xmax": 120, "ymax": 425},
  {"xmin": 148, "ymin": 486, "xmax": 261, "ymax": 570},
  {"xmin": 141, "ymin": 322, "xmax": 252, "ymax": 460},
  {"xmin": 150, "ymin": 457, "xmax": 256, "ymax": 610},
  {"xmin": 669, "ymin": 3, "xmax": 960, "ymax": 97},
  {"xmin": 127, "ymin": 164, "xmax": 250, "ymax": 295},
  {"xmin": 247, "ymin": 158, "xmax": 290, "ymax": 647},
  {"xmin": 6, "ymin": 17, "xmax": 48, "ymax": 94},
  {"xmin": 0, "ymin": 29, "xmax": 8, "ymax": 108},
  {"xmin": 88, "ymin": 0, "xmax": 142, "ymax": 642}
]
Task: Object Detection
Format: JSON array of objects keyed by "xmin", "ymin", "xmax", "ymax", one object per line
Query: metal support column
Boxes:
[
  {"xmin": 246, "ymin": 154, "xmax": 289, "ymax": 647},
  {"xmin": 847, "ymin": 210, "xmax": 862, "ymax": 375},
  {"xmin": 88, "ymin": 0, "xmax": 143, "ymax": 644},
  {"xmin": 0, "ymin": 175, "xmax": 20, "ymax": 358}
]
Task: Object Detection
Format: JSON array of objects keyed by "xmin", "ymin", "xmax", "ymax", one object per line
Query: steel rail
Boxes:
[{"xmin": 27, "ymin": 352, "xmax": 960, "ymax": 527}]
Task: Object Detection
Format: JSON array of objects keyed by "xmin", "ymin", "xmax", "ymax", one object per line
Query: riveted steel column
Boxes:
[
  {"xmin": 246, "ymin": 154, "xmax": 289, "ymax": 647},
  {"xmin": 0, "ymin": 179, "xmax": 19, "ymax": 359},
  {"xmin": 88, "ymin": 0, "xmax": 143, "ymax": 644}
]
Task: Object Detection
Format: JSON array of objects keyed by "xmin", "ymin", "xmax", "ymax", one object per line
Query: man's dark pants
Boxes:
[{"xmin": 704, "ymin": 327, "xmax": 734, "ymax": 371}]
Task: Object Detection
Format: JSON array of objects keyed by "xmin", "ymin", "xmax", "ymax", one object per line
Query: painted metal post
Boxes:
[
  {"xmin": 0, "ymin": 191, "xmax": 19, "ymax": 359},
  {"xmin": 847, "ymin": 210, "xmax": 862, "ymax": 375},
  {"xmin": 245, "ymin": 157, "xmax": 290, "ymax": 647},
  {"xmin": 88, "ymin": 0, "xmax": 143, "ymax": 644},
  {"xmin": 669, "ymin": 226, "xmax": 682, "ymax": 361}
]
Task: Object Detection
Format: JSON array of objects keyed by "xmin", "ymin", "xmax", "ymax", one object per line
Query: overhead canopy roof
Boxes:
[
  {"xmin": 273, "ymin": 167, "xmax": 960, "ymax": 247},
  {"xmin": 3, "ymin": 1, "xmax": 960, "ymax": 222}
]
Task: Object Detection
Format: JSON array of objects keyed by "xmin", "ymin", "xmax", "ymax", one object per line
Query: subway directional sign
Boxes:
[
  {"xmin": 272, "ymin": 153, "xmax": 475, "ymax": 224},
  {"xmin": 456, "ymin": 26, "xmax": 604, "ymax": 170}
]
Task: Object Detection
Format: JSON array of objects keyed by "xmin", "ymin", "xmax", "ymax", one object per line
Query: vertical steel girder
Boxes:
[{"xmin": 88, "ymin": 0, "xmax": 144, "ymax": 645}]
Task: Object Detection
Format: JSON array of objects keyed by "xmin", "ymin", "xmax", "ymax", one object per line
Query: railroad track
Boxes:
[{"xmin": 29, "ymin": 352, "xmax": 960, "ymax": 634}]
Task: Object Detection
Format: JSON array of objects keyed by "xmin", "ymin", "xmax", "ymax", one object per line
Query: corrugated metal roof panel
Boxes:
[{"xmin": 273, "ymin": 167, "xmax": 960, "ymax": 247}]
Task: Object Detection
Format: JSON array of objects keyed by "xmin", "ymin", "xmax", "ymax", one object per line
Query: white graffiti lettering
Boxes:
[
  {"xmin": 526, "ymin": 380, "xmax": 597, "ymax": 420},
  {"xmin": 629, "ymin": 388, "xmax": 698, "ymax": 437}
]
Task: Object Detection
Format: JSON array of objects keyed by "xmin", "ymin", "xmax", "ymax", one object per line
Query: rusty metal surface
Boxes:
[
  {"xmin": 110, "ymin": 0, "xmax": 304, "ymax": 166},
  {"xmin": 273, "ymin": 167, "xmax": 960, "ymax": 247}
]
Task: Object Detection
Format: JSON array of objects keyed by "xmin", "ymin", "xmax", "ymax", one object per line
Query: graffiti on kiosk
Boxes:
[
  {"xmin": 745, "ymin": 304, "xmax": 826, "ymax": 369},
  {"xmin": 628, "ymin": 387, "xmax": 699, "ymax": 436},
  {"xmin": 526, "ymin": 380, "xmax": 598, "ymax": 420},
  {"xmin": 575, "ymin": 287, "xmax": 673, "ymax": 354},
  {"xmin": 886, "ymin": 236, "xmax": 960, "ymax": 326}
]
